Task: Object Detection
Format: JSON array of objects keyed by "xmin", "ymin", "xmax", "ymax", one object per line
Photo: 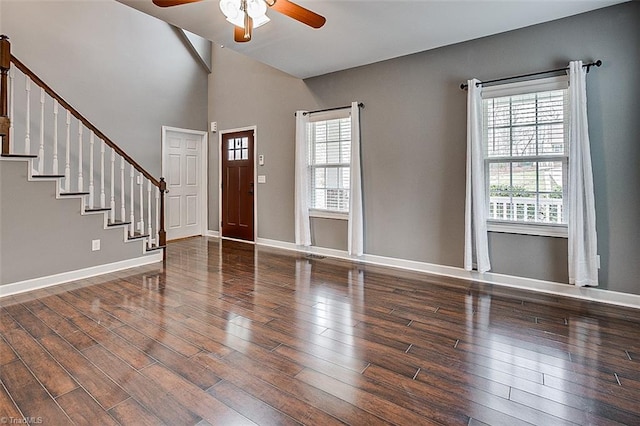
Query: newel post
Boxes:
[
  {"xmin": 0, "ymin": 35, "xmax": 10, "ymax": 155},
  {"xmin": 159, "ymin": 177, "xmax": 167, "ymax": 263}
]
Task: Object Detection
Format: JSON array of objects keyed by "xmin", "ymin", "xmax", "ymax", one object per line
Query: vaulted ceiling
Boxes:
[{"xmin": 118, "ymin": 0, "xmax": 627, "ymax": 79}]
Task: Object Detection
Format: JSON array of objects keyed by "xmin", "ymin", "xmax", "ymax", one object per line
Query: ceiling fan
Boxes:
[{"xmin": 152, "ymin": 0, "xmax": 326, "ymax": 43}]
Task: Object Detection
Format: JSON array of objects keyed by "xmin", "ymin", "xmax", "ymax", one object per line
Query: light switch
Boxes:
[
  {"xmin": 258, "ymin": 155, "xmax": 265, "ymax": 166},
  {"xmin": 257, "ymin": 175, "xmax": 266, "ymax": 184}
]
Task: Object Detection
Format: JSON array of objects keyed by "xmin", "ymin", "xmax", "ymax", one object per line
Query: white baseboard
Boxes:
[
  {"xmin": 205, "ymin": 230, "xmax": 220, "ymax": 238},
  {"xmin": 256, "ymin": 238, "xmax": 640, "ymax": 310},
  {"xmin": 0, "ymin": 252, "xmax": 162, "ymax": 298}
]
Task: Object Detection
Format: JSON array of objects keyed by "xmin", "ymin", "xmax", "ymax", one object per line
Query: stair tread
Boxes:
[
  {"xmin": 107, "ymin": 220, "xmax": 131, "ymax": 226},
  {"xmin": 32, "ymin": 174, "xmax": 65, "ymax": 179},
  {"xmin": 128, "ymin": 233, "xmax": 150, "ymax": 240},
  {"xmin": 146, "ymin": 245, "xmax": 166, "ymax": 252},
  {"xmin": 60, "ymin": 192, "xmax": 90, "ymax": 196},
  {"xmin": 1, "ymin": 154, "xmax": 38, "ymax": 158},
  {"xmin": 85, "ymin": 207, "xmax": 111, "ymax": 212}
]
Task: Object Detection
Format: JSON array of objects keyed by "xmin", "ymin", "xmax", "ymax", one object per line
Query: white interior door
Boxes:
[{"xmin": 163, "ymin": 128, "xmax": 206, "ymax": 241}]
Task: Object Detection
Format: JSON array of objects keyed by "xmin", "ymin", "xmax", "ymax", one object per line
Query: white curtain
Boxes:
[
  {"xmin": 568, "ymin": 61, "xmax": 598, "ymax": 287},
  {"xmin": 464, "ymin": 79, "xmax": 491, "ymax": 273},
  {"xmin": 348, "ymin": 101, "xmax": 364, "ymax": 256},
  {"xmin": 294, "ymin": 110, "xmax": 311, "ymax": 247}
]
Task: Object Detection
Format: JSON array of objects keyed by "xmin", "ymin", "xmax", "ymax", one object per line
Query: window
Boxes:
[
  {"xmin": 482, "ymin": 76, "xmax": 569, "ymax": 237},
  {"xmin": 307, "ymin": 114, "xmax": 352, "ymax": 217},
  {"xmin": 227, "ymin": 136, "xmax": 249, "ymax": 161}
]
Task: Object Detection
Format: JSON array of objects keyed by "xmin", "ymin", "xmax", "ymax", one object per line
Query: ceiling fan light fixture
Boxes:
[{"xmin": 220, "ymin": 0, "xmax": 270, "ymax": 29}]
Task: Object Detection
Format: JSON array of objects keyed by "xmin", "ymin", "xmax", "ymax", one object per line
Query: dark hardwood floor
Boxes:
[{"xmin": 1, "ymin": 237, "xmax": 640, "ymax": 425}]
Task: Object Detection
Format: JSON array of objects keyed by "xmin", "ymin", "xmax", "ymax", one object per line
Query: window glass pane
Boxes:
[
  {"xmin": 538, "ymin": 123, "xmax": 564, "ymax": 155},
  {"xmin": 486, "ymin": 127, "xmax": 510, "ymax": 157},
  {"xmin": 228, "ymin": 150, "xmax": 234, "ymax": 161},
  {"xmin": 538, "ymin": 161, "xmax": 563, "ymax": 194},
  {"xmin": 314, "ymin": 189, "xmax": 326, "ymax": 209},
  {"xmin": 341, "ymin": 141, "xmax": 351, "ymax": 163},
  {"xmin": 340, "ymin": 119, "xmax": 351, "ymax": 141},
  {"xmin": 537, "ymin": 90, "xmax": 564, "ymax": 123},
  {"xmin": 326, "ymin": 168, "xmax": 338, "ymax": 188},
  {"xmin": 315, "ymin": 143, "xmax": 327, "ymax": 164},
  {"xmin": 315, "ymin": 123, "xmax": 327, "ymax": 143},
  {"xmin": 511, "ymin": 93, "xmax": 536, "ymax": 125},
  {"xmin": 314, "ymin": 168, "xmax": 326, "ymax": 188},
  {"xmin": 511, "ymin": 162, "xmax": 537, "ymax": 192},
  {"xmin": 487, "ymin": 97, "xmax": 511, "ymax": 127},
  {"xmin": 242, "ymin": 137, "xmax": 249, "ymax": 148},
  {"xmin": 235, "ymin": 138, "xmax": 242, "ymax": 149},
  {"xmin": 326, "ymin": 142, "xmax": 340, "ymax": 164},
  {"xmin": 326, "ymin": 120, "xmax": 341, "ymax": 142},
  {"xmin": 242, "ymin": 149, "xmax": 249, "ymax": 160},
  {"xmin": 228, "ymin": 140, "xmax": 234, "ymax": 150},
  {"xmin": 488, "ymin": 162, "xmax": 511, "ymax": 190},
  {"xmin": 340, "ymin": 167, "xmax": 350, "ymax": 189},
  {"xmin": 511, "ymin": 126, "xmax": 536, "ymax": 156}
]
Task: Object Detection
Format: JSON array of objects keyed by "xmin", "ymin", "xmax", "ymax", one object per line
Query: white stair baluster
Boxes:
[
  {"xmin": 120, "ymin": 156, "xmax": 126, "ymax": 222},
  {"xmin": 100, "ymin": 140, "xmax": 106, "ymax": 208},
  {"xmin": 155, "ymin": 186, "xmax": 160, "ymax": 248},
  {"xmin": 64, "ymin": 111, "xmax": 71, "ymax": 192},
  {"xmin": 139, "ymin": 172, "xmax": 144, "ymax": 234},
  {"xmin": 147, "ymin": 179, "xmax": 153, "ymax": 247},
  {"xmin": 110, "ymin": 148, "xmax": 116, "ymax": 223},
  {"xmin": 77, "ymin": 125, "xmax": 83, "ymax": 191},
  {"xmin": 38, "ymin": 88, "xmax": 45, "ymax": 174},
  {"xmin": 8, "ymin": 67, "xmax": 14, "ymax": 151},
  {"xmin": 129, "ymin": 165, "xmax": 135, "ymax": 236},
  {"xmin": 88, "ymin": 131, "xmax": 95, "ymax": 208},
  {"xmin": 52, "ymin": 100, "xmax": 58, "ymax": 174},
  {"xmin": 24, "ymin": 76, "xmax": 31, "ymax": 154}
]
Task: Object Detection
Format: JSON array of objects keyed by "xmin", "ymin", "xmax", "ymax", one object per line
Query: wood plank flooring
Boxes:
[{"xmin": 1, "ymin": 236, "xmax": 640, "ymax": 425}]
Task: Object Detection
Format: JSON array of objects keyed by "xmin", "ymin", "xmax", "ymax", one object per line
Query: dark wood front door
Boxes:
[{"xmin": 221, "ymin": 130, "xmax": 254, "ymax": 241}]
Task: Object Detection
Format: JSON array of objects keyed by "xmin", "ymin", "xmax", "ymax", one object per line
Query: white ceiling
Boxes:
[{"xmin": 118, "ymin": 0, "xmax": 626, "ymax": 79}]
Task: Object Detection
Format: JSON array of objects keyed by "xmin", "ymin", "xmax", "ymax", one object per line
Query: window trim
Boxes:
[
  {"xmin": 482, "ymin": 75, "xmax": 569, "ymax": 238},
  {"xmin": 307, "ymin": 111, "xmax": 352, "ymax": 217}
]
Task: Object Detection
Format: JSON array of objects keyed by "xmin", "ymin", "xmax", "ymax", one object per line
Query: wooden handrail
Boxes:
[
  {"xmin": 9, "ymin": 54, "xmax": 161, "ymax": 188},
  {"xmin": 1, "ymin": 35, "xmax": 10, "ymax": 155}
]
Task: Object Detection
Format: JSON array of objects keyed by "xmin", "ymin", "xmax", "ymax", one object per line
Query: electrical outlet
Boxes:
[{"xmin": 92, "ymin": 239, "xmax": 101, "ymax": 251}]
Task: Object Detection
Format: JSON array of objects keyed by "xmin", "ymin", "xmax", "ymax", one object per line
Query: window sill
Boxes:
[
  {"xmin": 309, "ymin": 210, "xmax": 348, "ymax": 220},
  {"xmin": 487, "ymin": 220, "xmax": 567, "ymax": 238}
]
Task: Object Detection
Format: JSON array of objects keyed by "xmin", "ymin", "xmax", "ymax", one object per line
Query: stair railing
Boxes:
[{"xmin": 0, "ymin": 35, "xmax": 166, "ymax": 259}]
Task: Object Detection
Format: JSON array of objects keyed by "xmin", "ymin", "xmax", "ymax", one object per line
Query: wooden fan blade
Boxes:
[
  {"xmin": 269, "ymin": 0, "xmax": 326, "ymax": 29},
  {"xmin": 152, "ymin": 0, "xmax": 202, "ymax": 7},
  {"xmin": 234, "ymin": 26, "xmax": 250, "ymax": 42},
  {"xmin": 234, "ymin": 26, "xmax": 251, "ymax": 43}
]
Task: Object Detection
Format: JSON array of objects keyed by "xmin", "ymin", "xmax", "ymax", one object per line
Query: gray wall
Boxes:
[
  {"xmin": 0, "ymin": 0, "xmax": 208, "ymax": 176},
  {"xmin": 209, "ymin": 2, "xmax": 640, "ymax": 295},
  {"xmin": 0, "ymin": 161, "xmax": 147, "ymax": 285},
  {"xmin": 0, "ymin": 0, "xmax": 208, "ymax": 285},
  {"xmin": 208, "ymin": 45, "xmax": 318, "ymax": 236}
]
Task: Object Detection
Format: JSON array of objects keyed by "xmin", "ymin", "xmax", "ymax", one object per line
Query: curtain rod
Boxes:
[
  {"xmin": 460, "ymin": 60, "xmax": 602, "ymax": 90},
  {"xmin": 300, "ymin": 102, "xmax": 364, "ymax": 116}
]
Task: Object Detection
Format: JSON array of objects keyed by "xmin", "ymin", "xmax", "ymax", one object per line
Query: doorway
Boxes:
[
  {"xmin": 220, "ymin": 128, "xmax": 255, "ymax": 242},
  {"xmin": 161, "ymin": 126, "xmax": 208, "ymax": 241}
]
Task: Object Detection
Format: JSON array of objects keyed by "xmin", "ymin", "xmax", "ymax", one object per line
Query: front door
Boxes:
[
  {"xmin": 164, "ymin": 129, "xmax": 203, "ymax": 241},
  {"xmin": 221, "ymin": 130, "xmax": 254, "ymax": 241}
]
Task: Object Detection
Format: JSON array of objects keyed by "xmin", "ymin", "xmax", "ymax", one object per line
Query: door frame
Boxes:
[
  {"xmin": 218, "ymin": 125, "xmax": 258, "ymax": 243},
  {"xmin": 161, "ymin": 125, "xmax": 209, "ymax": 239}
]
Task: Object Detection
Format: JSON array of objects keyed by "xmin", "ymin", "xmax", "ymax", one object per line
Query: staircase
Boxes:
[{"xmin": 0, "ymin": 35, "xmax": 166, "ymax": 284}]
